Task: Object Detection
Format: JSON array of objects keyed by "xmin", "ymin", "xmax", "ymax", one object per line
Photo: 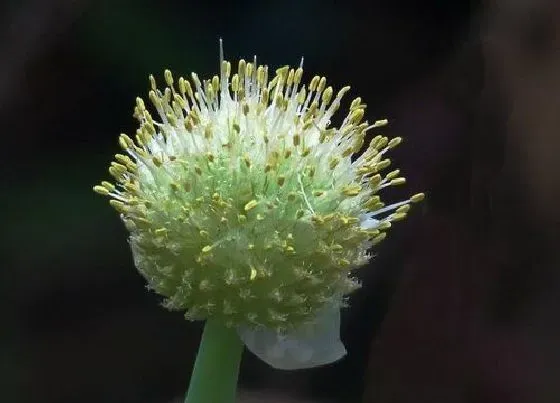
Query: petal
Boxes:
[{"xmin": 237, "ymin": 304, "xmax": 346, "ymax": 370}]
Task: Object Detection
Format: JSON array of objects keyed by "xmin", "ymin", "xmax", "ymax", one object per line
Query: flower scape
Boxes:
[{"xmin": 94, "ymin": 49, "xmax": 423, "ymax": 365}]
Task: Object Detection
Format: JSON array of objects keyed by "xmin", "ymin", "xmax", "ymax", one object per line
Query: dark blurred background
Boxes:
[{"xmin": 3, "ymin": 0, "xmax": 560, "ymax": 402}]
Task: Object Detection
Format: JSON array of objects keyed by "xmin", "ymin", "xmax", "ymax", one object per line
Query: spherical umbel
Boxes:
[{"xmin": 94, "ymin": 54, "xmax": 424, "ymax": 333}]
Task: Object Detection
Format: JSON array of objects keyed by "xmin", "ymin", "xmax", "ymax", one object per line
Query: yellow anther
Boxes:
[
  {"xmin": 357, "ymin": 165, "xmax": 373, "ymax": 175},
  {"xmin": 337, "ymin": 86, "xmax": 351, "ymax": 98},
  {"xmin": 149, "ymin": 74, "xmax": 157, "ymax": 91},
  {"xmin": 250, "ymin": 266, "xmax": 257, "ymax": 280},
  {"xmin": 411, "ymin": 193, "xmax": 425, "ymax": 203},
  {"xmin": 388, "ymin": 136, "xmax": 403, "ymax": 149},
  {"xmin": 110, "ymin": 162, "xmax": 128, "ymax": 173},
  {"xmin": 396, "ymin": 204, "xmax": 411, "ymax": 214},
  {"xmin": 390, "ymin": 177, "xmax": 406, "ymax": 186},
  {"xmin": 184, "ymin": 79, "xmax": 194, "ymax": 99},
  {"xmin": 244, "ymin": 200, "xmax": 258, "ymax": 211},
  {"xmin": 173, "ymin": 95, "xmax": 186, "ymax": 110},
  {"xmin": 124, "ymin": 181, "xmax": 138, "ymax": 193},
  {"xmin": 212, "ymin": 75, "xmax": 220, "ymax": 93},
  {"xmin": 350, "ymin": 108, "xmax": 365, "ymax": 124},
  {"xmin": 93, "ymin": 185, "xmax": 110, "ymax": 195},
  {"xmin": 294, "ymin": 67, "xmax": 303, "ymax": 85},
  {"xmin": 374, "ymin": 136, "xmax": 389, "ymax": 149},
  {"xmin": 154, "ymin": 228, "xmax": 167, "ymax": 236},
  {"xmin": 342, "ymin": 147, "xmax": 353, "ymax": 158},
  {"xmin": 108, "ymin": 166, "xmax": 123, "ymax": 179},
  {"xmin": 238, "ymin": 59, "xmax": 246, "ymax": 77},
  {"xmin": 317, "ymin": 77, "xmax": 327, "ymax": 93},
  {"xmin": 183, "ymin": 118, "xmax": 194, "ymax": 132},
  {"xmin": 376, "ymin": 158, "xmax": 391, "ymax": 171},
  {"xmin": 342, "ymin": 183, "xmax": 362, "ymax": 196},
  {"xmin": 296, "ymin": 88, "xmax": 306, "ymax": 104},
  {"xmin": 246, "ymin": 62, "xmax": 254, "ymax": 78},
  {"xmin": 257, "ymin": 66, "xmax": 266, "ymax": 87},
  {"xmin": 164, "ymin": 69, "xmax": 174, "ymax": 87},
  {"xmin": 152, "ymin": 156, "xmax": 162, "ymax": 167},
  {"xmin": 286, "ymin": 69, "xmax": 294, "ymax": 87},
  {"xmin": 101, "ymin": 181, "xmax": 115, "ymax": 192},
  {"xmin": 309, "ymin": 76, "xmax": 320, "ymax": 91},
  {"xmin": 163, "ymin": 85, "xmax": 171, "ymax": 102},
  {"xmin": 109, "ymin": 199, "xmax": 127, "ymax": 213},
  {"xmin": 199, "ymin": 230, "xmax": 209, "ymax": 238},
  {"xmin": 322, "ymin": 86, "xmax": 333, "ymax": 104},
  {"xmin": 303, "ymin": 101, "xmax": 318, "ymax": 120},
  {"xmin": 148, "ymin": 90, "xmax": 161, "ymax": 109},
  {"xmin": 166, "ymin": 112, "xmax": 177, "ymax": 127},
  {"xmin": 370, "ymin": 174, "xmax": 382, "ymax": 186},
  {"xmin": 364, "ymin": 196, "xmax": 381, "ymax": 210},
  {"xmin": 274, "ymin": 94, "xmax": 283, "ymax": 107},
  {"xmin": 275, "ymin": 65, "xmax": 289, "ymax": 80},
  {"xmin": 390, "ymin": 212, "xmax": 407, "ymax": 222},
  {"xmin": 221, "ymin": 60, "xmax": 230, "ymax": 78},
  {"xmin": 178, "ymin": 77, "xmax": 187, "ymax": 94},
  {"xmin": 231, "ymin": 74, "xmax": 239, "ymax": 92},
  {"xmin": 352, "ymin": 135, "xmax": 365, "ymax": 153},
  {"xmin": 201, "ymin": 245, "xmax": 213, "ymax": 253},
  {"xmin": 136, "ymin": 97, "xmax": 146, "ymax": 111},
  {"xmin": 191, "ymin": 72, "xmax": 202, "ymax": 88},
  {"xmin": 386, "ymin": 169, "xmax": 400, "ymax": 180},
  {"xmin": 377, "ymin": 221, "xmax": 391, "ymax": 230},
  {"xmin": 373, "ymin": 119, "xmax": 389, "ymax": 127},
  {"xmin": 350, "ymin": 97, "xmax": 361, "ymax": 109},
  {"xmin": 260, "ymin": 88, "xmax": 269, "ymax": 106},
  {"xmin": 119, "ymin": 133, "xmax": 134, "ymax": 150},
  {"xmin": 268, "ymin": 75, "xmax": 279, "ymax": 91}
]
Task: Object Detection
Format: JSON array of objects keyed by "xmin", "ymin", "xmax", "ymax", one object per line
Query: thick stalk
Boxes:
[{"xmin": 185, "ymin": 320, "xmax": 244, "ymax": 403}]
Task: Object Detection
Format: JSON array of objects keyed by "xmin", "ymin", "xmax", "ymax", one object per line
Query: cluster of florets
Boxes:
[{"xmin": 94, "ymin": 55, "xmax": 423, "ymax": 332}]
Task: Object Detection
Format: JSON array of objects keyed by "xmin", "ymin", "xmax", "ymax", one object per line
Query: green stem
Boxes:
[{"xmin": 185, "ymin": 320, "xmax": 244, "ymax": 403}]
